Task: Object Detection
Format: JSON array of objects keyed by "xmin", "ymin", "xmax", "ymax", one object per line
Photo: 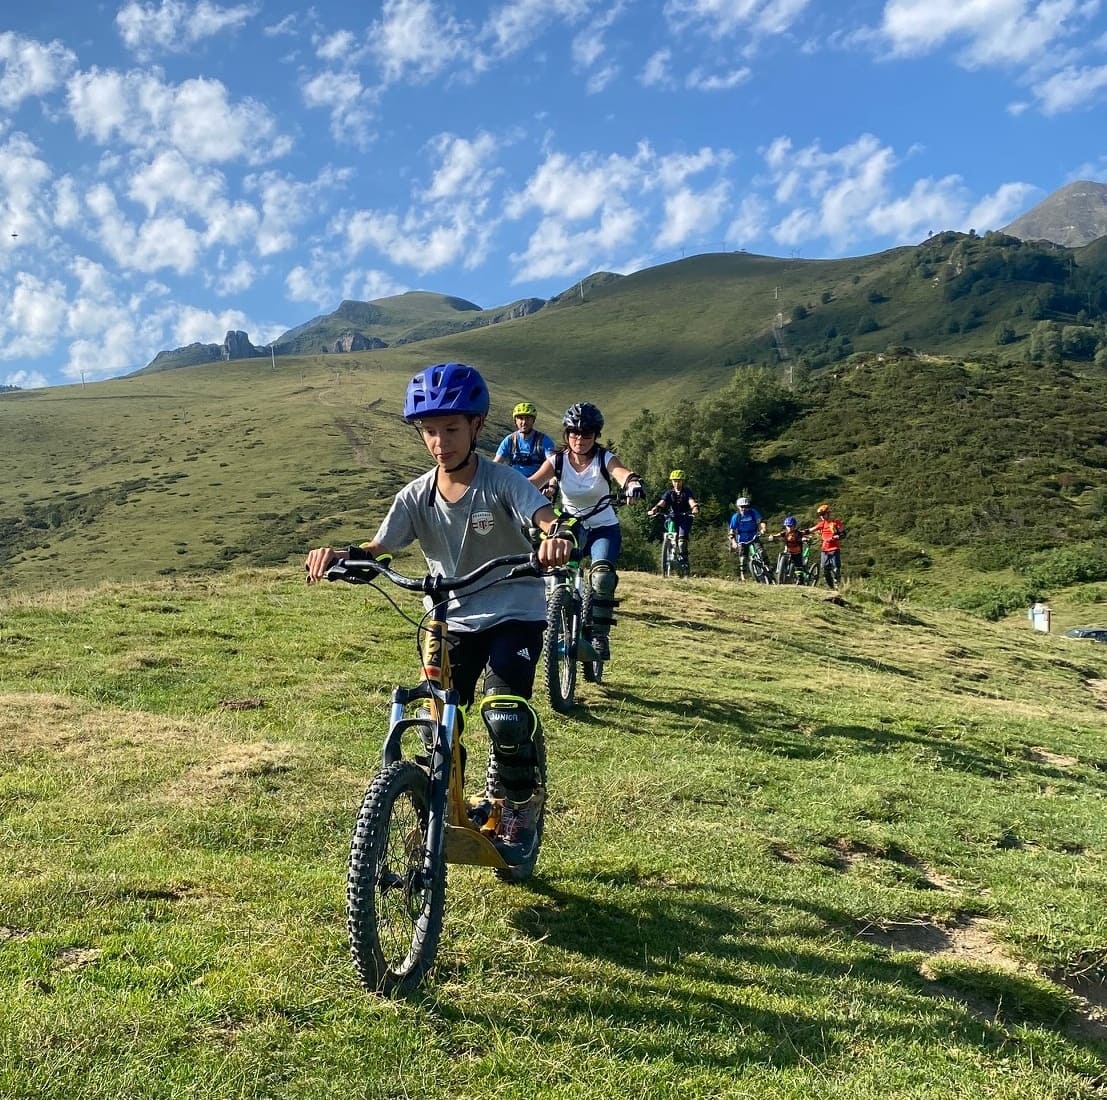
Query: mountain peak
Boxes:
[{"xmin": 1002, "ymin": 180, "xmax": 1107, "ymax": 247}]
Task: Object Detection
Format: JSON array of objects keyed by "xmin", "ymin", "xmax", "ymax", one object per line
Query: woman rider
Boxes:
[{"xmin": 527, "ymin": 402, "xmax": 645, "ymax": 661}]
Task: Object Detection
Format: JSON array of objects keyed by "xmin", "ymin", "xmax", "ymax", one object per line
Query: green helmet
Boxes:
[
  {"xmin": 669, "ymin": 469, "xmax": 685, "ymax": 481},
  {"xmin": 513, "ymin": 401, "xmax": 537, "ymax": 418}
]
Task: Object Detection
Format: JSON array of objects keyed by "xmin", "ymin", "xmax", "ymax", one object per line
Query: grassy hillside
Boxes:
[
  {"xmin": 0, "ymin": 567, "xmax": 1105, "ymax": 1097},
  {"xmin": 6, "ymin": 234, "xmax": 1107, "ymax": 597}
]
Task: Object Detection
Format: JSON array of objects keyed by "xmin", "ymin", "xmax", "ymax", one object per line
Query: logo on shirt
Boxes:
[{"xmin": 471, "ymin": 510, "xmax": 495, "ymax": 535}]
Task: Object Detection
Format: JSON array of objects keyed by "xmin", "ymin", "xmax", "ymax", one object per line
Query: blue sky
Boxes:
[{"xmin": 2, "ymin": 0, "xmax": 1107, "ymax": 388}]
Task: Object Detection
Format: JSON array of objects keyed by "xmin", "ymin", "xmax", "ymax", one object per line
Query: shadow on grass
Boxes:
[{"xmin": 471, "ymin": 871, "xmax": 1106, "ymax": 1068}]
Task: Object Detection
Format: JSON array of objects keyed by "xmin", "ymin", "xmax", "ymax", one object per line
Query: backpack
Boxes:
[
  {"xmin": 509, "ymin": 430, "xmax": 550, "ymax": 468},
  {"xmin": 553, "ymin": 447, "xmax": 613, "ymax": 487}
]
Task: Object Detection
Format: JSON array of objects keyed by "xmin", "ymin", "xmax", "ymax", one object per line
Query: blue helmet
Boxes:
[
  {"xmin": 784, "ymin": 515, "xmax": 797, "ymax": 527},
  {"xmin": 403, "ymin": 363, "xmax": 490, "ymax": 422}
]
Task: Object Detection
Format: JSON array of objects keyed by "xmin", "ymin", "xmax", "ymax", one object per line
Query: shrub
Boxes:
[{"xmin": 953, "ymin": 583, "xmax": 1033, "ymax": 621}]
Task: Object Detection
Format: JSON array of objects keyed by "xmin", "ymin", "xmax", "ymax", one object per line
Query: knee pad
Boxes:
[
  {"xmin": 479, "ymin": 695, "xmax": 538, "ymax": 761},
  {"xmin": 479, "ymin": 695, "xmax": 540, "ymax": 800},
  {"xmin": 590, "ymin": 563, "xmax": 619, "ymax": 626}
]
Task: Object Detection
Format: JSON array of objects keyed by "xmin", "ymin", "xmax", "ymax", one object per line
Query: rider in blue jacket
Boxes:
[{"xmin": 727, "ymin": 496, "xmax": 766, "ymax": 581}]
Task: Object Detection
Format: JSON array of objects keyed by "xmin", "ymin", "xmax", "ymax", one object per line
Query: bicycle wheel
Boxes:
[
  {"xmin": 580, "ymin": 584, "xmax": 604, "ymax": 683},
  {"xmin": 661, "ymin": 537, "xmax": 672, "ymax": 578},
  {"xmin": 543, "ymin": 584, "xmax": 576, "ymax": 713},
  {"xmin": 751, "ymin": 552, "xmax": 773, "ymax": 585},
  {"xmin": 494, "ymin": 722, "xmax": 548, "ymax": 884},
  {"xmin": 774, "ymin": 553, "xmax": 790, "ymax": 585},
  {"xmin": 347, "ymin": 760, "xmax": 446, "ymax": 996}
]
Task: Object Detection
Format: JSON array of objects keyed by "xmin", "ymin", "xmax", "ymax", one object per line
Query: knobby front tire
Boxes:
[
  {"xmin": 544, "ymin": 585, "xmax": 577, "ymax": 713},
  {"xmin": 751, "ymin": 555, "xmax": 774, "ymax": 585},
  {"xmin": 347, "ymin": 760, "xmax": 446, "ymax": 996}
]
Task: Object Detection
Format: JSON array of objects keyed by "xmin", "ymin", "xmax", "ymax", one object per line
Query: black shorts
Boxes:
[{"xmin": 448, "ymin": 619, "xmax": 545, "ymax": 706}]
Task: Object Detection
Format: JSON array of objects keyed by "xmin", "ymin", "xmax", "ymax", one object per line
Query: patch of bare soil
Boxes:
[
  {"xmin": 1085, "ymin": 678, "xmax": 1107, "ymax": 707},
  {"xmin": 1027, "ymin": 746, "xmax": 1081, "ymax": 768},
  {"xmin": 1057, "ymin": 974, "xmax": 1107, "ymax": 1044},
  {"xmin": 0, "ymin": 691, "xmax": 196, "ymax": 755},
  {"xmin": 162, "ymin": 742, "xmax": 297, "ymax": 803},
  {"xmin": 56, "ymin": 946, "xmax": 102, "ymax": 970}
]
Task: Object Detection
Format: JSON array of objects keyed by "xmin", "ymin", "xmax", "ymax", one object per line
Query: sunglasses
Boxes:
[{"xmin": 566, "ymin": 429, "xmax": 595, "ymax": 438}]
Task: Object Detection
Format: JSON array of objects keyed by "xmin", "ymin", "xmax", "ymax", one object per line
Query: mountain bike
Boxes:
[
  {"xmin": 733, "ymin": 538, "xmax": 774, "ymax": 584},
  {"xmin": 324, "ymin": 550, "xmax": 549, "ymax": 995},
  {"xmin": 772, "ymin": 540, "xmax": 818, "ymax": 586},
  {"xmin": 543, "ymin": 493, "xmax": 623, "ymax": 712},
  {"xmin": 655, "ymin": 512, "xmax": 691, "ymax": 579}
]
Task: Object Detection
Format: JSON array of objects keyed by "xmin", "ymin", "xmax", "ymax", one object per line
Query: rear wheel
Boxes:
[
  {"xmin": 347, "ymin": 761, "xmax": 445, "ymax": 996},
  {"xmin": 543, "ymin": 585, "xmax": 576, "ymax": 713}
]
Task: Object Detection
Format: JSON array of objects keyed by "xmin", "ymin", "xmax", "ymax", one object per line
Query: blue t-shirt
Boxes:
[
  {"xmin": 729, "ymin": 508, "xmax": 763, "ymax": 543},
  {"xmin": 495, "ymin": 430, "xmax": 555, "ymax": 478}
]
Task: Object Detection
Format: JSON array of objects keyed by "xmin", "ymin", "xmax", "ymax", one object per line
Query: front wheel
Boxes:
[
  {"xmin": 347, "ymin": 761, "xmax": 446, "ymax": 996},
  {"xmin": 751, "ymin": 552, "xmax": 773, "ymax": 585},
  {"xmin": 543, "ymin": 585, "xmax": 577, "ymax": 713},
  {"xmin": 661, "ymin": 536, "xmax": 673, "ymax": 578}
]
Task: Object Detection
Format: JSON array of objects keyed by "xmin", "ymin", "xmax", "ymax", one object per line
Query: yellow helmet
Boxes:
[
  {"xmin": 512, "ymin": 401, "xmax": 537, "ymax": 417},
  {"xmin": 669, "ymin": 469, "xmax": 685, "ymax": 481},
  {"xmin": 816, "ymin": 502, "xmax": 830, "ymax": 515}
]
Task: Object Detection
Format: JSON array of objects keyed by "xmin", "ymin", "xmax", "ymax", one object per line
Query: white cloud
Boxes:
[
  {"xmin": 170, "ymin": 303, "xmax": 251, "ymax": 346},
  {"xmin": 301, "ymin": 69, "xmax": 375, "ymax": 147},
  {"xmin": 286, "ymin": 263, "xmax": 335, "ymax": 307},
  {"xmin": 1, "ymin": 272, "xmax": 69, "ymax": 357},
  {"xmin": 760, "ymin": 132, "xmax": 1036, "ymax": 248},
  {"xmin": 422, "ymin": 132, "xmax": 499, "ymax": 201},
  {"xmin": 4, "ymin": 368, "xmax": 49, "ymax": 389},
  {"xmin": 116, "ymin": 0, "xmax": 258, "ymax": 60},
  {"xmin": 246, "ymin": 168, "xmax": 349, "ymax": 256},
  {"xmin": 664, "ymin": 0, "xmax": 815, "ymax": 38},
  {"xmin": 0, "ymin": 32, "xmax": 77, "ymax": 109},
  {"xmin": 1032, "ymin": 62, "xmax": 1107, "ymax": 112},
  {"xmin": 336, "ymin": 134, "xmax": 499, "ymax": 274},
  {"xmin": 657, "ymin": 181, "xmax": 730, "ymax": 247},
  {"xmin": 686, "ymin": 66, "xmax": 751, "ymax": 90},
  {"xmin": 54, "ymin": 177, "xmax": 81, "ymax": 228},
  {"xmin": 505, "ymin": 142, "xmax": 738, "ymax": 279},
  {"xmin": 510, "ymin": 205, "xmax": 640, "ymax": 281},
  {"xmin": 342, "ymin": 269, "xmax": 409, "ymax": 302},
  {"xmin": 85, "ymin": 182, "xmax": 204, "ymax": 274},
  {"xmin": 212, "ymin": 257, "xmax": 256, "ymax": 295},
  {"xmin": 0, "ymin": 132, "xmax": 54, "ymax": 247},
  {"xmin": 67, "ymin": 69, "xmax": 291, "ymax": 164},
  {"xmin": 640, "ymin": 48, "xmax": 674, "ymax": 87},
  {"xmin": 480, "ymin": 0, "xmax": 594, "ymax": 64},
  {"xmin": 726, "ymin": 194, "xmax": 771, "ymax": 245},
  {"xmin": 880, "ymin": 0, "xmax": 1096, "ymax": 67},
  {"xmin": 370, "ymin": 0, "xmax": 468, "ymax": 84}
]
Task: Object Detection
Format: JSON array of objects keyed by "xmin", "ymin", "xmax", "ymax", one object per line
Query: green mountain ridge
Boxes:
[{"xmin": 5, "ymin": 232, "xmax": 1107, "ymax": 599}]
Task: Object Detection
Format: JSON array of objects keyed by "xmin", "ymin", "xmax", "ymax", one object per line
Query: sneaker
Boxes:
[
  {"xmin": 591, "ymin": 633, "xmax": 610, "ymax": 661},
  {"xmin": 498, "ymin": 795, "xmax": 540, "ymax": 852}
]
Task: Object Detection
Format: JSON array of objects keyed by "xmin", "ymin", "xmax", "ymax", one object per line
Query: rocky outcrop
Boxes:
[
  {"xmin": 330, "ymin": 331, "xmax": 388, "ymax": 353},
  {"xmin": 486, "ymin": 298, "xmax": 545, "ymax": 323},
  {"xmin": 221, "ymin": 330, "xmax": 264, "ymax": 360}
]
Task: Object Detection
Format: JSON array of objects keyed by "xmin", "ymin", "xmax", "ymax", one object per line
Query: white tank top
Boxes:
[{"xmin": 560, "ymin": 449, "xmax": 617, "ymax": 528}]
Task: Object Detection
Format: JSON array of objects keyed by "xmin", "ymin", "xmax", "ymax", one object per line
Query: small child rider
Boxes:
[
  {"xmin": 648, "ymin": 470, "xmax": 700, "ymax": 566},
  {"xmin": 766, "ymin": 515, "xmax": 805, "ymax": 574},
  {"xmin": 305, "ymin": 363, "xmax": 575, "ymax": 860}
]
